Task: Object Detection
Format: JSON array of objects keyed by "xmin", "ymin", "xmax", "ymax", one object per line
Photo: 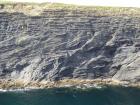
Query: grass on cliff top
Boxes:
[{"xmin": 0, "ymin": 2, "xmax": 140, "ymax": 16}]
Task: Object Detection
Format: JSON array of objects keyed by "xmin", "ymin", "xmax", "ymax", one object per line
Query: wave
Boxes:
[{"xmin": 0, "ymin": 87, "xmax": 40, "ymax": 93}]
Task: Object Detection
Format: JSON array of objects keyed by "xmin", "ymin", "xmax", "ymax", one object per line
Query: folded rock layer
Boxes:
[{"xmin": 0, "ymin": 3, "xmax": 140, "ymax": 83}]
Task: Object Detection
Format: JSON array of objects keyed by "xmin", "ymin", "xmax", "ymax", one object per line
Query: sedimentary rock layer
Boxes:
[{"xmin": 0, "ymin": 3, "xmax": 140, "ymax": 83}]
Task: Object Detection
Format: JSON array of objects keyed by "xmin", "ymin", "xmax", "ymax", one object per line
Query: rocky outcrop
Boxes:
[{"xmin": 0, "ymin": 3, "xmax": 140, "ymax": 84}]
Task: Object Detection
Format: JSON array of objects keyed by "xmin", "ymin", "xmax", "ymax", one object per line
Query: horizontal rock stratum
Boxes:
[{"xmin": 0, "ymin": 3, "xmax": 140, "ymax": 86}]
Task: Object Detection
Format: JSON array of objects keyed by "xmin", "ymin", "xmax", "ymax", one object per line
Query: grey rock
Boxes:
[{"xmin": 0, "ymin": 8, "xmax": 140, "ymax": 83}]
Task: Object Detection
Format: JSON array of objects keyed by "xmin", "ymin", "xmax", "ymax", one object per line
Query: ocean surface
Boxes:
[{"xmin": 0, "ymin": 86, "xmax": 140, "ymax": 105}]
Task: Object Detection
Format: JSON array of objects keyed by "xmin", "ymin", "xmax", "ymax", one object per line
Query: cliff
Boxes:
[{"xmin": 0, "ymin": 3, "xmax": 140, "ymax": 86}]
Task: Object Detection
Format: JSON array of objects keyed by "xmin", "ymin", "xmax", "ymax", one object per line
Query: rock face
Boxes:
[{"xmin": 0, "ymin": 4, "xmax": 140, "ymax": 83}]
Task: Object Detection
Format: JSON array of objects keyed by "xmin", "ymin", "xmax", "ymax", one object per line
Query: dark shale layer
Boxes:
[{"xmin": 0, "ymin": 3, "xmax": 140, "ymax": 87}]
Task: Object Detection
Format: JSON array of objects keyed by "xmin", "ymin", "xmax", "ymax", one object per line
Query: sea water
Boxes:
[{"xmin": 0, "ymin": 86, "xmax": 140, "ymax": 105}]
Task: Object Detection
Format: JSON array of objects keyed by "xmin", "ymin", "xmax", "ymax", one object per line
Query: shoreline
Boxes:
[{"xmin": 0, "ymin": 79, "xmax": 140, "ymax": 91}]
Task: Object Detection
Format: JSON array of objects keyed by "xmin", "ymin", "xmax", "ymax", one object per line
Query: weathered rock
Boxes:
[{"xmin": 0, "ymin": 4, "xmax": 140, "ymax": 83}]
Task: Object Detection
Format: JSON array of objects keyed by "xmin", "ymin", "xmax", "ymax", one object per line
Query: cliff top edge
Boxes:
[{"xmin": 0, "ymin": 2, "xmax": 140, "ymax": 16}]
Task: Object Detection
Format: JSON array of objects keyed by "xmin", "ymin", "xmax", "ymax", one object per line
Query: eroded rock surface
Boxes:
[{"xmin": 0, "ymin": 4, "xmax": 140, "ymax": 83}]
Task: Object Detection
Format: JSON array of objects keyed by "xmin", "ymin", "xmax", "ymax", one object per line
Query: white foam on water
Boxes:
[
  {"xmin": 0, "ymin": 89, "xmax": 7, "ymax": 92},
  {"xmin": 0, "ymin": 89, "xmax": 29, "ymax": 93},
  {"xmin": 0, "ymin": 87, "xmax": 41, "ymax": 93},
  {"xmin": 74, "ymin": 84, "xmax": 104, "ymax": 89}
]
